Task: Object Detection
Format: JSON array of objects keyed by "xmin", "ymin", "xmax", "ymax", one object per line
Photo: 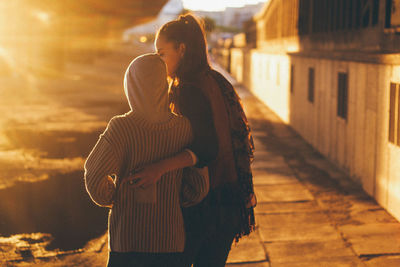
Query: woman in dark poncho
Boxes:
[{"xmin": 126, "ymin": 14, "xmax": 256, "ymax": 267}]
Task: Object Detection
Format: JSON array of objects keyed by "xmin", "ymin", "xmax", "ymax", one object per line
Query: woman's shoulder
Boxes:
[
  {"xmin": 114, "ymin": 111, "xmax": 190, "ymax": 132},
  {"xmin": 195, "ymin": 69, "xmax": 229, "ymax": 91},
  {"xmin": 206, "ymin": 69, "xmax": 232, "ymax": 87},
  {"xmin": 107, "ymin": 112, "xmax": 131, "ymax": 127},
  {"xmin": 104, "ymin": 112, "xmax": 141, "ymax": 135},
  {"xmin": 179, "ymin": 71, "xmax": 216, "ymax": 96}
]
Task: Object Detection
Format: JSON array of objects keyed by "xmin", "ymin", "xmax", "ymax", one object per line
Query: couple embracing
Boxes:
[{"xmin": 84, "ymin": 14, "xmax": 256, "ymax": 267}]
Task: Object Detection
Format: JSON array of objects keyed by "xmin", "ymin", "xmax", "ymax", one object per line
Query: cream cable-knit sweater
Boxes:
[{"xmin": 84, "ymin": 112, "xmax": 209, "ymax": 253}]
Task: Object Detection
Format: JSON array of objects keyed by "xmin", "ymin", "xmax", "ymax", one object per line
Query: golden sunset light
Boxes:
[
  {"xmin": 182, "ymin": 0, "xmax": 267, "ymax": 11},
  {"xmin": 2, "ymin": 0, "xmax": 400, "ymax": 266}
]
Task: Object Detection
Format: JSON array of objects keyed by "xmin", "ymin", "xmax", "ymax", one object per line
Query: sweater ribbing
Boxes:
[{"xmin": 84, "ymin": 112, "xmax": 208, "ymax": 253}]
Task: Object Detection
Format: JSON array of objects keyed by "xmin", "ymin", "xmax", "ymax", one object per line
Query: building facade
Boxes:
[
  {"xmin": 194, "ymin": 3, "xmax": 264, "ymax": 30},
  {"xmin": 227, "ymin": 0, "xmax": 400, "ymax": 221}
]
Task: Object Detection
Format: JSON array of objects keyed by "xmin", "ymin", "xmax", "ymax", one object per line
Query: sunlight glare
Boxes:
[
  {"xmin": 32, "ymin": 10, "xmax": 51, "ymax": 25},
  {"xmin": 140, "ymin": 36, "xmax": 148, "ymax": 43},
  {"xmin": 182, "ymin": 0, "xmax": 266, "ymax": 11},
  {"xmin": 0, "ymin": 46, "xmax": 16, "ymax": 73}
]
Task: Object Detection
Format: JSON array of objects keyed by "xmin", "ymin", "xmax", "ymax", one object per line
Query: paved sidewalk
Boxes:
[{"xmin": 215, "ymin": 66, "xmax": 400, "ymax": 267}]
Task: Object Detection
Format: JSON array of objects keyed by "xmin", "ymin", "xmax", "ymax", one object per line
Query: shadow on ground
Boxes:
[{"xmin": 249, "ymin": 115, "xmax": 396, "ymax": 226}]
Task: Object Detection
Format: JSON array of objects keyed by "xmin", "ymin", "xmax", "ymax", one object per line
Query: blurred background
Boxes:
[
  {"xmin": 2, "ymin": 0, "xmax": 400, "ymax": 266},
  {"xmin": 0, "ymin": 0, "xmax": 265, "ymax": 266}
]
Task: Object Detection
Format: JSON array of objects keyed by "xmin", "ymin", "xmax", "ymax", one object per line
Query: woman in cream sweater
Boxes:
[{"xmin": 84, "ymin": 54, "xmax": 209, "ymax": 267}]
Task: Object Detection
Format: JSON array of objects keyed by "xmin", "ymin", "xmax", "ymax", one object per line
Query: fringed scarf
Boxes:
[
  {"xmin": 208, "ymin": 70, "xmax": 256, "ymax": 241},
  {"xmin": 169, "ymin": 69, "xmax": 256, "ymax": 241}
]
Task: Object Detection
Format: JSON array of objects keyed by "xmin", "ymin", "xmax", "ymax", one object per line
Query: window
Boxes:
[
  {"xmin": 389, "ymin": 82, "xmax": 400, "ymax": 145},
  {"xmin": 337, "ymin": 72, "xmax": 348, "ymax": 119},
  {"xmin": 386, "ymin": 0, "xmax": 400, "ymax": 28},
  {"xmin": 290, "ymin": 64, "xmax": 294, "ymax": 93},
  {"xmin": 308, "ymin": 67, "xmax": 315, "ymax": 103}
]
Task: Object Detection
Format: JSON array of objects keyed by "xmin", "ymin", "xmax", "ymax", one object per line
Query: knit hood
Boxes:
[{"xmin": 124, "ymin": 53, "xmax": 171, "ymax": 123}]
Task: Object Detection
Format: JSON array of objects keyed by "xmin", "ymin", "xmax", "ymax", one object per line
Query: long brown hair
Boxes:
[{"xmin": 156, "ymin": 14, "xmax": 211, "ymax": 85}]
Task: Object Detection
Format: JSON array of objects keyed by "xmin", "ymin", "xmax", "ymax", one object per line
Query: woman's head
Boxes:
[
  {"xmin": 155, "ymin": 14, "xmax": 210, "ymax": 84},
  {"xmin": 124, "ymin": 53, "xmax": 170, "ymax": 122}
]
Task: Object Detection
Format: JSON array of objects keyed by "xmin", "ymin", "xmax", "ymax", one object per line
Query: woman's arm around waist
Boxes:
[{"xmin": 180, "ymin": 166, "xmax": 210, "ymax": 208}]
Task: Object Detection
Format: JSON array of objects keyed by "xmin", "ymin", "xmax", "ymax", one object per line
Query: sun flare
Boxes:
[
  {"xmin": 32, "ymin": 10, "xmax": 51, "ymax": 25},
  {"xmin": 182, "ymin": 0, "xmax": 267, "ymax": 11}
]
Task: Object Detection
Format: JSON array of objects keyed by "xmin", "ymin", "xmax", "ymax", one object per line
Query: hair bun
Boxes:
[{"xmin": 179, "ymin": 15, "xmax": 190, "ymax": 24}]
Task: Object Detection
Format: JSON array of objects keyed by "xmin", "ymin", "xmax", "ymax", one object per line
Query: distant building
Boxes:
[
  {"xmin": 228, "ymin": 0, "xmax": 400, "ymax": 222},
  {"xmin": 243, "ymin": 18, "xmax": 257, "ymax": 48},
  {"xmin": 194, "ymin": 3, "xmax": 264, "ymax": 30}
]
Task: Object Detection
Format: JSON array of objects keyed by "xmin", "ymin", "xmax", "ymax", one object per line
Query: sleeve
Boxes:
[
  {"xmin": 179, "ymin": 85, "xmax": 218, "ymax": 168},
  {"xmin": 185, "ymin": 148, "xmax": 198, "ymax": 165},
  {"xmin": 180, "ymin": 166, "xmax": 210, "ymax": 208},
  {"xmin": 84, "ymin": 121, "xmax": 121, "ymax": 207}
]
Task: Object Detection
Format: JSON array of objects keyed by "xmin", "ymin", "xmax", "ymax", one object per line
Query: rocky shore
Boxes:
[{"xmin": 0, "ymin": 42, "xmax": 152, "ymax": 266}]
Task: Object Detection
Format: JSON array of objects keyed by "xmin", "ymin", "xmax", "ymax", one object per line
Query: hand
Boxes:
[{"xmin": 122, "ymin": 162, "xmax": 166, "ymax": 188}]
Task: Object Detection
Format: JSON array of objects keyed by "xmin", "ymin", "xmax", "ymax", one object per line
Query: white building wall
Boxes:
[
  {"xmin": 231, "ymin": 48, "xmax": 244, "ymax": 83},
  {"xmin": 387, "ymin": 67, "xmax": 400, "ymax": 218},
  {"xmin": 230, "ymin": 49, "xmax": 400, "ymax": 221},
  {"xmin": 248, "ymin": 50, "xmax": 290, "ymax": 123}
]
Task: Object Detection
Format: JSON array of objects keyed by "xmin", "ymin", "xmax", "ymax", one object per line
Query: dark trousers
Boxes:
[
  {"xmin": 181, "ymin": 196, "xmax": 241, "ymax": 267},
  {"xmin": 107, "ymin": 251, "xmax": 183, "ymax": 267}
]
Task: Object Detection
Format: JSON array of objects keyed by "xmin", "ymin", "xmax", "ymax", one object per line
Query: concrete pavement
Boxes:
[{"xmin": 215, "ymin": 65, "xmax": 400, "ymax": 267}]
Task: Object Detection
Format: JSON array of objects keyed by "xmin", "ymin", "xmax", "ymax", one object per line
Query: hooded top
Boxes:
[{"xmin": 124, "ymin": 53, "xmax": 171, "ymax": 123}]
